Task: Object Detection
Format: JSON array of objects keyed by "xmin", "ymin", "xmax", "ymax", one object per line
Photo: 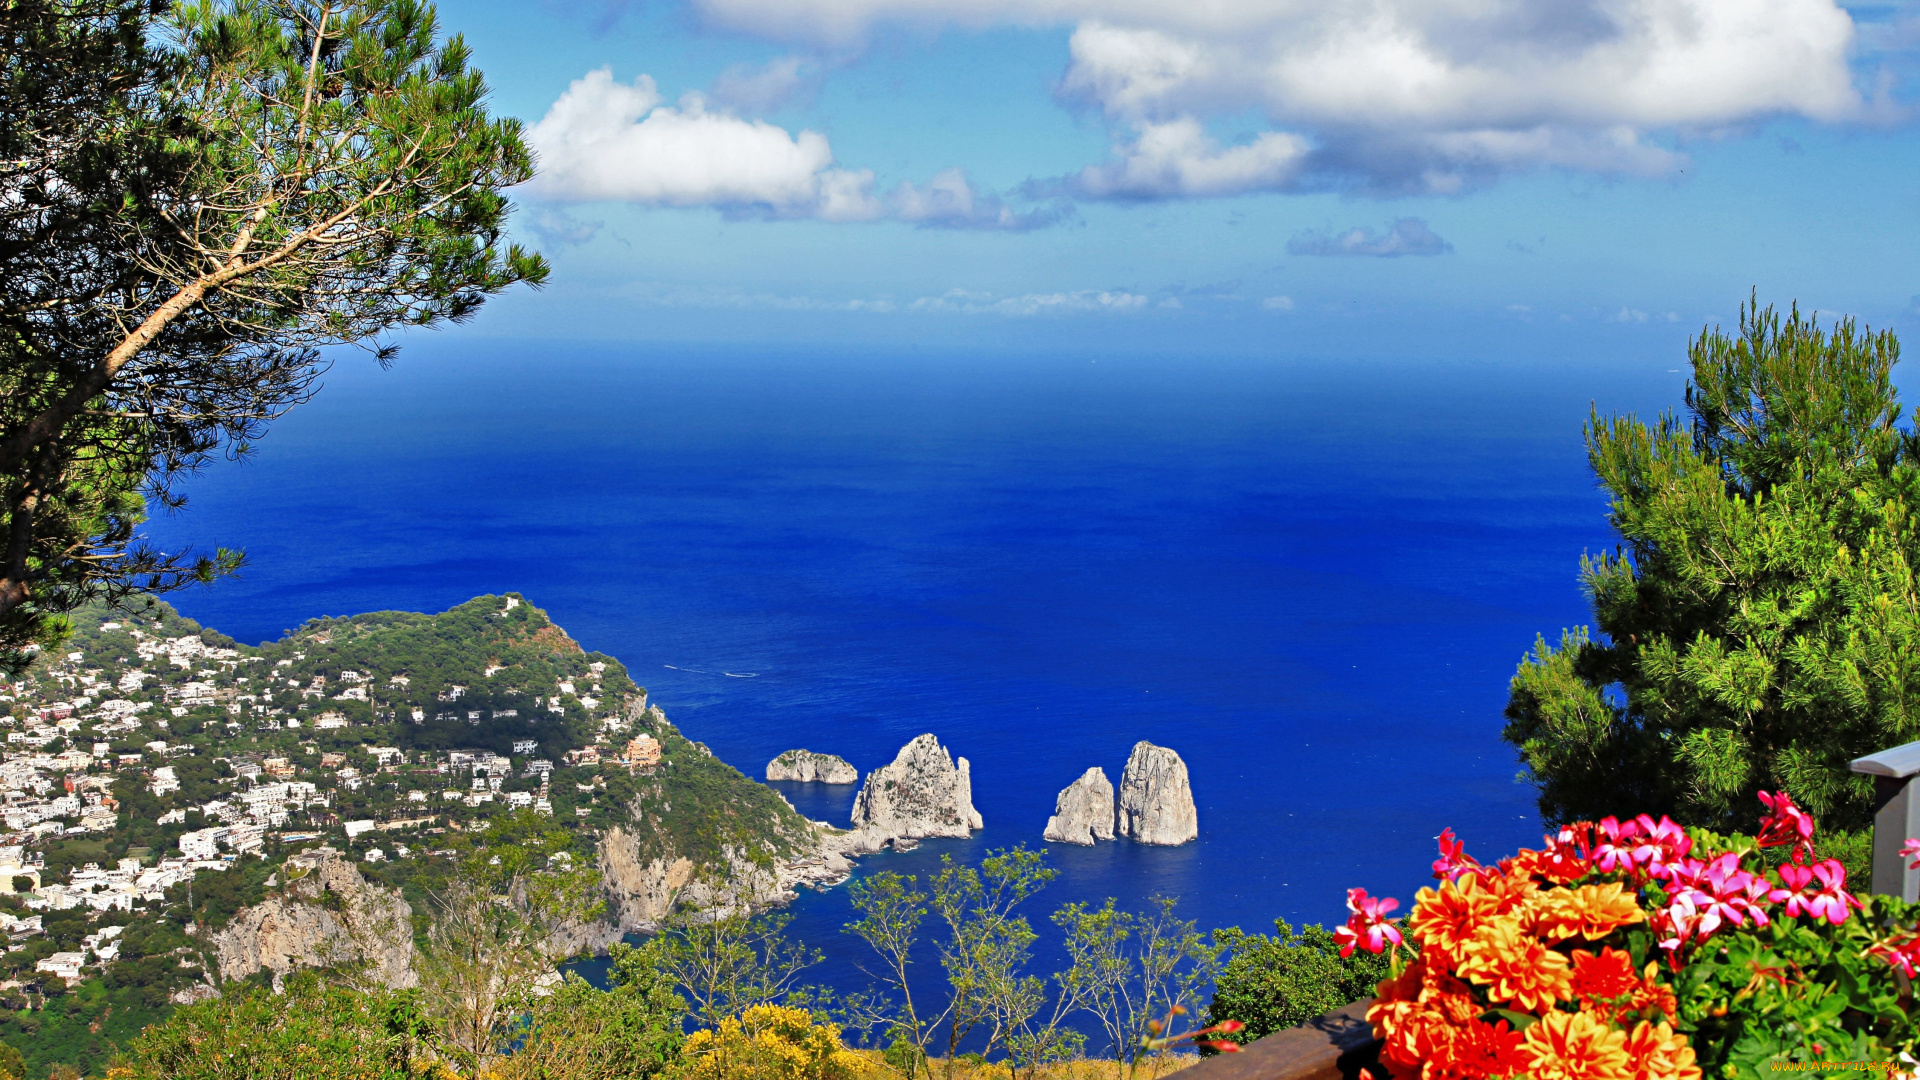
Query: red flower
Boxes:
[
  {"xmin": 1755, "ymin": 791, "xmax": 1815, "ymax": 861},
  {"xmin": 1430, "ymin": 1017, "xmax": 1529, "ymax": 1079},
  {"xmin": 1334, "ymin": 887, "xmax": 1403, "ymax": 958},
  {"xmin": 1434, "ymin": 827, "xmax": 1482, "ymax": 883},
  {"xmin": 1870, "ymin": 933, "xmax": 1920, "ymax": 978}
]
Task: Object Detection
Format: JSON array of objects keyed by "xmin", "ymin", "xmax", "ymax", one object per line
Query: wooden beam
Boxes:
[{"xmin": 1176, "ymin": 999, "xmax": 1382, "ymax": 1080}]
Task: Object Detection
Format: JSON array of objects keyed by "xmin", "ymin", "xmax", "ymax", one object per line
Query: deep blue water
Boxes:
[{"xmin": 142, "ymin": 341, "xmax": 1692, "ymax": 1021}]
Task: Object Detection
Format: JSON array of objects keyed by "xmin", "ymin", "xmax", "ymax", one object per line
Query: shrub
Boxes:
[
  {"xmin": 677, "ymin": 1004, "xmax": 863, "ymax": 1080},
  {"xmin": 1205, "ymin": 920, "xmax": 1393, "ymax": 1047},
  {"xmin": 1348, "ymin": 799, "xmax": 1920, "ymax": 1078}
]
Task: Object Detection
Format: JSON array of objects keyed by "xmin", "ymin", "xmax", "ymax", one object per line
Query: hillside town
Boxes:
[{"xmin": 0, "ymin": 595, "xmax": 665, "ymax": 996}]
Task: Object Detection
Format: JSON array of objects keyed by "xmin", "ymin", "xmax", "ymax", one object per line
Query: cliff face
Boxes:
[
  {"xmin": 766, "ymin": 749, "xmax": 859, "ymax": 784},
  {"xmin": 208, "ymin": 851, "xmax": 415, "ymax": 988},
  {"xmin": 1043, "ymin": 767, "xmax": 1116, "ymax": 846},
  {"xmin": 847, "ymin": 734, "xmax": 983, "ymax": 850},
  {"xmin": 1116, "ymin": 742, "xmax": 1198, "ymax": 846}
]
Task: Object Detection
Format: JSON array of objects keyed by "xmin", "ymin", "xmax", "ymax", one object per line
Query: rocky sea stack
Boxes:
[
  {"xmin": 848, "ymin": 734, "xmax": 983, "ymax": 846},
  {"xmin": 1116, "ymin": 741, "xmax": 1197, "ymax": 846},
  {"xmin": 766, "ymin": 749, "xmax": 859, "ymax": 784},
  {"xmin": 1042, "ymin": 767, "xmax": 1116, "ymax": 846}
]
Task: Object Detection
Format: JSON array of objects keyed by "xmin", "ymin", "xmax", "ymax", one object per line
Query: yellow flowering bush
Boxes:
[{"xmin": 678, "ymin": 1005, "xmax": 864, "ymax": 1080}]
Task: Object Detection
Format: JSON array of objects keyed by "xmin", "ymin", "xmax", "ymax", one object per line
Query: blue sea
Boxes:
[{"xmin": 142, "ymin": 341, "xmax": 1691, "ymax": 1015}]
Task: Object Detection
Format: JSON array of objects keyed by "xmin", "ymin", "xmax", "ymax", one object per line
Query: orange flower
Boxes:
[
  {"xmin": 1627, "ymin": 964, "xmax": 1679, "ymax": 1027},
  {"xmin": 1374, "ymin": 958, "xmax": 1424, "ymax": 1005},
  {"xmin": 1521, "ymin": 1011, "xmax": 1633, "ymax": 1080},
  {"xmin": 1570, "ymin": 948, "xmax": 1640, "ymax": 1002},
  {"xmin": 1457, "ymin": 916, "xmax": 1572, "ymax": 1012},
  {"xmin": 1370, "ymin": 999, "xmax": 1452, "ymax": 1074},
  {"xmin": 1428, "ymin": 1018, "xmax": 1529, "ymax": 1080},
  {"xmin": 1534, "ymin": 882, "xmax": 1646, "ymax": 942},
  {"xmin": 1409, "ymin": 874, "xmax": 1501, "ymax": 962},
  {"xmin": 1619, "ymin": 1020, "xmax": 1701, "ymax": 1080}
]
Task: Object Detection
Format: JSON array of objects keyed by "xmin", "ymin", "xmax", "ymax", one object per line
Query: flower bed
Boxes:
[{"xmin": 1341, "ymin": 795, "xmax": 1920, "ymax": 1077}]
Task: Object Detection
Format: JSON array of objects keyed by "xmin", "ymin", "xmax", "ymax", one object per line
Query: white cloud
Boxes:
[
  {"xmin": 680, "ymin": 0, "xmax": 1868, "ymax": 194},
  {"xmin": 525, "ymin": 208, "xmax": 604, "ymax": 246},
  {"xmin": 1287, "ymin": 218, "xmax": 1453, "ymax": 257},
  {"xmin": 528, "ymin": 68, "xmax": 1062, "ymax": 227},
  {"xmin": 1261, "ymin": 295, "xmax": 1294, "ymax": 310},
  {"xmin": 1071, "ymin": 118, "xmax": 1309, "ymax": 198},
  {"xmin": 910, "ymin": 288, "xmax": 1150, "ymax": 315}
]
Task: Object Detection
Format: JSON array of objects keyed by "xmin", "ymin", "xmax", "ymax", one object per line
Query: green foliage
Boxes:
[
  {"xmin": 0, "ymin": 973, "xmax": 173, "ymax": 1080},
  {"xmin": 493, "ymin": 960, "xmax": 685, "ymax": 1080},
  {"xmin": 1204, "ymin": 920, "xmax": 1394, "ymax": 1049},
  {"xmin": 1672, "ymin": 892, "xmax": 1920, "ymax": 1074},
  {"xmin": 1505, "ymin": 297, "xmax": 1920, "ymax": 832},
  {"xmin": 123, "ymin": 971, "xmax": 431, "ymax": 1079}
]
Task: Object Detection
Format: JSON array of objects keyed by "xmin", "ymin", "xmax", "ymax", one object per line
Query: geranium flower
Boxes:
[
  {"xmin": 1685, "ymin": 852, "xmax": 1773, "ymax": 937},
  {"xmin": 1457, "ymin": 916, "xmax": 1572, "ymax": 1012},
  {"xmin": 1619, "ymin": 1020, "xmax": 1703, "ymax": 1080},
  {"xmin": 1433, "ymin": 826, "xmax": 1483, "ymax": 882},
  {"xmin": 1869, "ymin": 933, "xmax": 1920, "ymax": 979},
  {"xmin": 1334, "ymin": 887, "xmax": 1402, "ymax": 957},
  {"xmin": 1652, "ymin": 889, "xmax": 1703, "ymax": 954},
  {"xmin": 1902, "ymin": 837, "xmax": 1920, "ymax": 870},
  {"xmin": 1592, "ymin": 816, "xmax": 1643, "ymax": 874},
  {"xmin": 1770, "ymin": 859, "xmax": 1864, "ymax": 925},
  {"xmin": 1535, "ymin": 822, "xmax": 1595, "ymax": 883},
  {"xmin": 1520, "ymin": 1010, "xmax": 1632, "ymax": 1080},
  {"xmin": 1593, "ymin": 815, "xmax": 1692, "ymax": 880},
  {"xmin": 1755, "ymin": 790, "xmax": 1815, "ymax": 861},
  {"xmin": 1409, "ymin": 874, "xmax": 1501, "ymax": 963}
]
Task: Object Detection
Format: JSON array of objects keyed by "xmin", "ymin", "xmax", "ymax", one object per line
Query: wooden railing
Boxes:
[{"xmin": 1175, "ymin": 999, "xmax": 1381, "ymax": 1080}]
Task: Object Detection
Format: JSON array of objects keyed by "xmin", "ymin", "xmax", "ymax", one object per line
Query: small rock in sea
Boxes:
[
  {"xmin": 1116, "ymin": 741, "xmax": 1197, "ymax": 846},
  {"xmin": 766, "ymin": 749, "xmax": 859, "ymax": 784},
  {"xmin": 1042, "ymin": 767, "xmax": 1116, "ymax": 846}
]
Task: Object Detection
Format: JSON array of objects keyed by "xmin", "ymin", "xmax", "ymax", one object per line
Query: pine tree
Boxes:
[
  {"xmin": 1505, "ymin": 296, "xmax": 1920, "ymax": 833},
  {"xmin": 0, "ymin": 0, "xmax": 547, "ymax": 667}
]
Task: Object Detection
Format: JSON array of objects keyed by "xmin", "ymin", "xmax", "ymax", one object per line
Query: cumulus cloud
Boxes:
[
  {"xmin": 528, "ymin": 68, "xmax": 1061, "ymax": 228},
  {"xmin": 678, "ymin": 0, "xmax": 1869, "ymax": 195},
  {"xmin": 1286, "ymin": 218, "xmax": 1452, "ymax": 257}
]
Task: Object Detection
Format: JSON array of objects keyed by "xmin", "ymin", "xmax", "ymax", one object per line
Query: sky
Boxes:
[{"xmin": 424, "ymin": 0, "xmax": 1920, "ymax": 358}]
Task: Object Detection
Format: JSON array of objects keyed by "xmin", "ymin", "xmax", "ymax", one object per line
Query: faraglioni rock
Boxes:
[
  {"xmin": 1043, "ymin": 767, "xmax": 1116, "ymax": 846},
  {"xmin": 849, "ymin": 734, "xmax": 984, "ymax": 845},
  {"xmin": 766, "ymin": 749, "xmax": 859, "ymax": 784},
  {"xmin": 1116, "ymin": 741, "xmax": 1197, "ymax": 846}
]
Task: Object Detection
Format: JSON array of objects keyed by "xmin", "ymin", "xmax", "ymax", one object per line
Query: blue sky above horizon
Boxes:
[{"xmin": 429, "ymin": 0, "xmax": 1920, "ymax": 359}]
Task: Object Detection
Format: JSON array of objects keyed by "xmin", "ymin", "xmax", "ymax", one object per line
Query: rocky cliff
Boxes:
[
  {"xmin": 847, "ymin": 734, "xmax": 983, "ymax": 849},
  {"xmin": 1116, "ymin": 742, "xmax": 1197, "ymax": 846},
  {"xmin": 766, "ymin": 749, "xmax": 859, "ymax": 784},
  {"xmin": 207, "ymin": 850, "xmax": 415, "ymax": 988},
  {"xmin": 1043, "ymin": 767, "xmax": 1116, "ymax": 846}
]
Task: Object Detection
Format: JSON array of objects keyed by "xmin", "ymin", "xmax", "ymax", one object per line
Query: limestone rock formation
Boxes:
[
  {"xmin": 1116, "ymin": 742, "xmax": 1197, "ymax": 846},
  {"xmin": 848, "ymin": 734, "xmax": 983, "ymax": 847},
  {"xmin": 1043, "ymin": 767, "xmax": 1116, "ymax": 846},
  {"xmin": 208, "ymin": 848, "xmax": 415, "ymax": 988},
  {"xmin": 766, "ymin": 749, "xmax": 859, "ymax": 784}
]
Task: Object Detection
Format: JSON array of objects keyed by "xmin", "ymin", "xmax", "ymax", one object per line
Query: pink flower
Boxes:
[
  {"xmin": 1593, "ymin": 816, "xmax": 1644, "ymax": 874},
  {"xmin": 1653, "ymin": 889, "xmax": 1704, "ymax": 953},
  {"xmin": 1770, "ymin": 859, "xmax": 1865, "ymax": 926},
  {"xmin": 1333, "ymin": 887, "xmax": 1402, "ymax": 958},
  {"xmin": 1756, "ymin": 791, "xmax": 1816, "ymax": 861},
  {"xmin": 1690, "ymin": 852, "xmax": 1773, "ymax": 936},
  {"xmin": 1901, "ymin": 837, "xmax": 1920, "ymax": 871},
  {"xmin": 1432, "ymin": 827, "xmax": 1481, "ymax": 882}
]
